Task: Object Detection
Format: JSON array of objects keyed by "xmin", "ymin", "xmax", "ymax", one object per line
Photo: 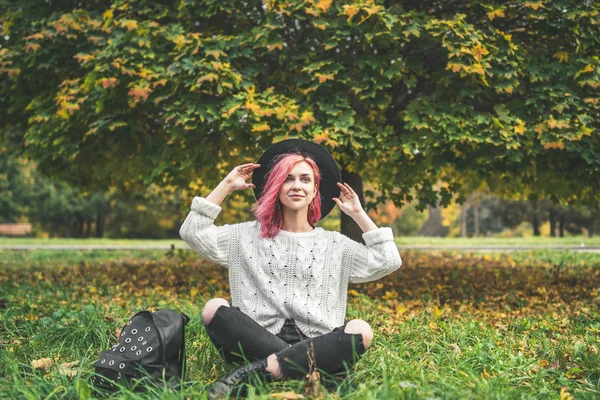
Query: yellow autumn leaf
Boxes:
[
  {"xmin": 514, "ymin": 119, "xmax": 526, "ymax": 135},
  {"xmin": 383, "ymin": 290, "xmax": 398, "ymax": 300},
  {"xmin": 553, "ymin": 51, "xmax": 569, "ymax": 63},
  {"xmin": 268, "ymin": 42, "xmax": 283, "ymax": 51},
  {"xmin": 447, "ymin": 63, "xmax": 464, "ymax": 73},
  {"xmin": 128, "ymin": 85, "xmax": 152, "ymax": 102},
  {"xmin": 315, "ymin": 0, "xmax": 332, "ymax": 13},
  {"xmin": 396, "ymin": 304, "xmax": 407, "ymax": 315},
  {"xmin": 102, "ymin": 9, "xmax": 113, "ymax": 20},
  {"xmin": 172, "ymin": 35, "xmax": 188, "ymax": 50},
  {"xmin": 543, "ymin": 142, "xmax": 565, "ymax": 150},
  {"xmin": 120, "ymin": 20, "xmax": 138, "ymax": 31},
  {"xmin": 315, "ymin": 73, "xmax": 335, "ymax": 83},
  {"xmin": 245, "ymin": 101, "xmax": 261, "ymax": 115},
  {"xmin": 524, "ymin": 1, "xmax": 545, "ymax": 11},
  {"xmin": 252, "ymin": 123, "xmax": 270, "ymax": 132},
  {"xmin": 313, "ymin": 21, "xmax": 327, "ymax": 30},
  {"xmin": 25, "ymin": 43, "xmax": 41, "ymax": 53},
  {"xmin": 487, "ymin": 8, "xmax": 505, "ymax": 20},
  {"xmin": 343, "ymin": 4, "xmax": 360, "ymax": 21},
  {"xmin": 313, "ymin": 131, "xmax": 330, "ymax": 143},
  {"xmin": 196, "ymin": 73, "xmax": 219, "ymax": 83},
  {"xmin": 472, "ymin": 44, "xmax": 489, "ymax": 61},
  {"xmin": 534, "ymin": 124, "xmax": 544, "ymax": 134}
]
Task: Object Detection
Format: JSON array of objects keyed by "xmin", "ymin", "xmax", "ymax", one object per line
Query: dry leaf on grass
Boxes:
[
  {"xmin": 270, "ymin": 392, "xmax": 305, "ymax": 399},
  {"xmin": 57, "ymin": 361, "xmax": 79, "ymax": 378},
  {"xmin": 31, "ymin": 358, "xmax": 53, "ymax": 371},
  {"xmin": 31, "ymin": 358, "xmax": 79, "ymax": 378}
]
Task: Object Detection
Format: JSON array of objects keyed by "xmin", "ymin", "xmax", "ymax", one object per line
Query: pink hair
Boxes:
[{"xmin": 253, "ymin": 153, "xmax": 322, "ymax": 238}]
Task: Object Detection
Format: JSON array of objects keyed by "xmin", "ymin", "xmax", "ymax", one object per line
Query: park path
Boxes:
[{"xmin": 1, "ymin": 244, "xmax": 600, "ymax": 253}]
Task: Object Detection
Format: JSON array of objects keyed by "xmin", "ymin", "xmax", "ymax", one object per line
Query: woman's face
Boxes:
[{"xmin": 278, "ymin": 161, "xmax": 317, "ymax": 212}]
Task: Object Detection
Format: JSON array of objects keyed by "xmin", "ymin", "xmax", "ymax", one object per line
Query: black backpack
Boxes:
[{"xmin": 92, "ymin": 309, "xmax": 189, "ymax": 391}]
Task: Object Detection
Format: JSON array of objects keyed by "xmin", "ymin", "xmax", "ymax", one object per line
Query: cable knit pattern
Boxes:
[{"xmin": 180, "ymin": 196, "xmax": 402, "ymax": 337}]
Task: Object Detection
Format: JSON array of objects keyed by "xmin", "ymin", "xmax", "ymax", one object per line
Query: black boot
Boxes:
[{"xmin": 207, "ymin": 359, "xmax": 271, "ymax": 399}]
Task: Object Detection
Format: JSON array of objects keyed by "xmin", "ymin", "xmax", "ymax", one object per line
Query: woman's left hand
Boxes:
[{"xmin": 332, "ymin": 182, "xmax": 364, "ymax": 216}]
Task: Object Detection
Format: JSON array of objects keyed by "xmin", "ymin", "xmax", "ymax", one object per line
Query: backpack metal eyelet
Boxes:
[
  {"xmin": 131, "ymin": 329, "xmax": 138, "ymax": 334},
  {"xmin": 142, "ymin": 341, "xmax": 147, "ymax": 345},
  {"xmin": 101, "ymin": 359, "xmax": 106, "ymax": 364},
  {"xmin": 120, "ymin": 347, "xmax": 125, "ymax": 352},
  {"xmin": 119, "ymin": 363, "xmax": 125, "ymax": 369},
  {"xmin": 138, "ymin": 337, "xmax": 144, "ymax": 342},
  {"xmin": 125, "ymin": 338, "xmax": 131, "ymax": 343},
  {"xmin": 136, "ymin": 350, "xmax": 142, "ymax": 356},
  {"xmin": 145, "ymin": 327, "xmax": 151, "ymax": 332},
  {"xmin": 109, "ymin": 360, "xmax": 114, "ymax": 366},
  {"xmin": 146, "ymin": 347, "xmax": 153, "ymax": 352},
  {"xmin": 120, "ymin": 331, "xmax": 125, "ymax": 336}
]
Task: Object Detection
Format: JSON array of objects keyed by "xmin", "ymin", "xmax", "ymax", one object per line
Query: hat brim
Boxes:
[{"xmin": 252, "ymin": 139, "xmax": 341, "ymax": 220}]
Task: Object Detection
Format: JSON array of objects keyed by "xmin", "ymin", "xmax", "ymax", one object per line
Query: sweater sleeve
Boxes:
[
  {"xmin": 342, "ymin": 227, "xmax": 402, "ymax": 284},
  {"xmin": 179, "ymin": 196, "xmax": 239, "ymax": 269}
]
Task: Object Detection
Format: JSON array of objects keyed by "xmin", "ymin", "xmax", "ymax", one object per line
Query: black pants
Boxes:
[{"xmin": 205, "ymin": 306, "xmax": 366, "ymax": 379}]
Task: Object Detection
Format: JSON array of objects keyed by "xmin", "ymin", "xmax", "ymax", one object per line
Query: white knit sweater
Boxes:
[{"xmin": 180, "ymin": 196, "xmax": 402, "ymax": 337}]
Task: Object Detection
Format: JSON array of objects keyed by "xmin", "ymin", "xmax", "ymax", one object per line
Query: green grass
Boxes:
[
  {"xmin": 1, "ymin": 250, "xmax": 599, "ymax": 399},
  {"xmin": 0, "ymin": 237, "xmax": 185, "ymax": 246},
  {"xmin": 2, "ymin": 235, "xmax": 600, "ymax": 247}
]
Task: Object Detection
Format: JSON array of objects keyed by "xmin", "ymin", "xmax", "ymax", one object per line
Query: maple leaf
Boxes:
[
  {"xmin": 153, "ymin": 79, "xmax": 167, "ymax": 88},
  {"xmin": 553, "ymin": 51, "xmax": 569, "ymax": 63},
  {"xmin": 543, "ymin": 142, "xmax": 565, "ymax": 150},
  {"xmin": 343, "ymin": 4, "xmax": 360, "ymax": 21},
  {"xmin": 447, "ymin": 63, "xmax": 464, "ymax": 73},
  {"xmin": 97, "ymin": 77, "xmax": 117, "ymax": 88},
  {"xmin": 172, "ymin": 35, "xmax": 188, "ymax": 50},
  {"xmin": 196, "ymin": 73, "xmax": 219, "ymax": 84},
  {"xmin": 120, "ymin": 20, "xmax": 138, "ymax": 31},
  {"xmin": 127, "ymin": 84, "xmax": 152, "ymax": 102},
  {"xmin": 315, "ymin": 0, "xmax": 332, "ymax": 13},
  {"xmin": 25, "ymin": 43, "xmax": 40, "ymax": 53},
  {"xmin": 487, "ymin": 8, "xmax": 506, "ymax": 20},
  {"xmin": 245, "ymin": 101, "xmax": 261, "ymax": 115},
  {"xmin": 206, "ymin": 50, "xmax": 227, "ymax": 60},
  {"xmin": 252, "ymin": 123, "xmax": 270, "ymax": 132},
  {"xmin": 523, "ymin": 1, "xmax": 545, "ymax": 11},
  {"xmin": 268, "ymin": 42, "xmax": 284, "ymax": 51},
  {"xmin": 402, "ymin": 24, "xmax": 420, "ymax": 38},
  {"xmin": 315, "ymin": 73, "xmax": 335, "ymax": 83}
]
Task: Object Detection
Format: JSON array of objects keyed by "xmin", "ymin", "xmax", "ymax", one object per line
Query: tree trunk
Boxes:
[
  {"xmin": 340, "ymin": 169, "xmax": 365, "ymax": 244},
  {"xmin": 474, "ymin": 202, "xmax": 480, "ymax": 237},
  {"xmin": 549, "ymin": 207, "xmax": 557, "ymax": 237},
  {"xmin": 532, "ymin": 205, "xmax": 540, "ymax": 236},
  {"xmin": 559, "ymin": 214, "xmax": 565, "ymax": 237},
  {"xmin": 460, "ymin": 202, "xmax": 469, "ymax": 237},
  {"xmin": 96, "ymin": 211, "xmax": 105, "ymax": 238}
]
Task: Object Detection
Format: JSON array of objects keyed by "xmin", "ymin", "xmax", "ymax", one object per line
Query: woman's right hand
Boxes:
[{"xmin": 223, "ymin": 163, "xmax": 261, "ymax": 191}]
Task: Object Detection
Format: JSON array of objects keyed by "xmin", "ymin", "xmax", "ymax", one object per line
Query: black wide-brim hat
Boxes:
[{"xmin": 252, "ymin": 139, "xmax": 341, "ymax": 220}]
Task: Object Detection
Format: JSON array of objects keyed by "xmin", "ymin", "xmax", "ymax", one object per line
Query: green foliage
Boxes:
[{"xmin": 1, "ymin": 0, "xmax": 599, "ymax": 211}]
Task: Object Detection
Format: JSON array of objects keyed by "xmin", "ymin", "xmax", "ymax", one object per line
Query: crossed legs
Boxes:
[{"xmin": 202, "ymin": 298, "xmax": 373, "ymax": 379}]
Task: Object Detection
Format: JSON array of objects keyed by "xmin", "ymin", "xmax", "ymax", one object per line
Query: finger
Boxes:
[
  {"xmin": 343, "ymin": 183, "xmax": 356, "ymax": 195},
  {"xmin": 246, "ymin": 183, "xmax": 256, "ymax": 189},
  {"xmin": 332, "ymin": 197, "xmax": 342, "ymax": 207},
  {"xmin": 337, "ymin": 182, "xmax": 349, "ymax": 195}
]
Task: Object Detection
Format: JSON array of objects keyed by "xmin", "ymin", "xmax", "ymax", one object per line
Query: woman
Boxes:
[{"xmin": 180, "ymin": 139, "xmax": 402, "ymax": 398}]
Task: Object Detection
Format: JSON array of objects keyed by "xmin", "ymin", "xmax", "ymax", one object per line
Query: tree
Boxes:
[{"xmin": 2, "ymin": 1, "xmax": 599, "ymax": 239}]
